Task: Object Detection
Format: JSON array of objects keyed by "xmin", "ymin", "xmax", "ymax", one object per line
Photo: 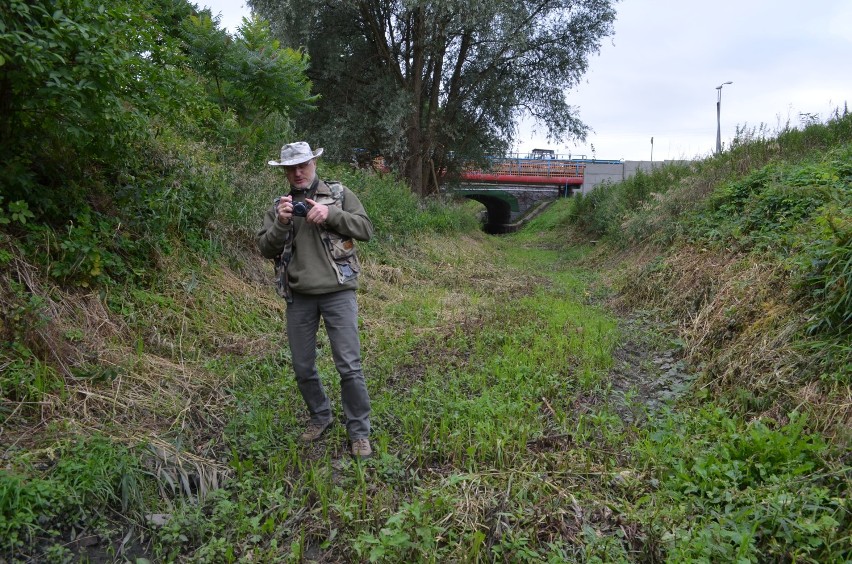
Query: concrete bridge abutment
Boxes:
[{"xmin": 453, "ymin": 184, "xmax": 560, "ymax": 233}]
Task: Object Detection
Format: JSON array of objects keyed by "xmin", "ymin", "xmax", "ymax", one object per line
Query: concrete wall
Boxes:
[
  {"xmin": 577, "ymin": 160, "xmax": 688, "ymax": 195},
  {"xmin": 506, "ymin": 185, "xmax": 559, "ymax": 221}
]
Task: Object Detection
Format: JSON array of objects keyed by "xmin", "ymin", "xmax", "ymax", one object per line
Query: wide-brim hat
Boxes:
[{"xmin": 268, "ymin": 141, "xmax": 324, "ymax": 166}]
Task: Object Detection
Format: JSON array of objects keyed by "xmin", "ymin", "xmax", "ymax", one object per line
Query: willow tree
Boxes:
[{"xmin": 250, "ymin": 0, "xmax": 617, "ymax": 195}]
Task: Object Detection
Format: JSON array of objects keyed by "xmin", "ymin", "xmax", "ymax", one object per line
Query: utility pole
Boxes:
[{"xmin": 716, "ymin": 81, "xmax": 732, "ymax": 154}]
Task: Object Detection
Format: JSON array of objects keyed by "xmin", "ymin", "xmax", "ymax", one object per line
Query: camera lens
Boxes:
[{"xmin": 292, "ymin": 202, "xmax": 308, "ymax": 217}]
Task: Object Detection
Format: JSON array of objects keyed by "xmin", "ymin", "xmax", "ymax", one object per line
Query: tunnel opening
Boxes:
[{"xmin": 464, "ymin": 194, "xmax": 514, "ymax": 234}]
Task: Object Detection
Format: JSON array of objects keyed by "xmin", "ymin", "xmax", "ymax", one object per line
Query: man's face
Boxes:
[{"xmin": 285, "ymin": 159, "xmax": 316, "ymax": 190}]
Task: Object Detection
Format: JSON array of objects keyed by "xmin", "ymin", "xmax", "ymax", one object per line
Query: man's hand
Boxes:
[
  {"xmin": 276, "ymin": 195, "xmax": 293, "ymax": 224},
  {"xmin": 305, "ymin": 199, "xmax": 328, "ymax": 225}
]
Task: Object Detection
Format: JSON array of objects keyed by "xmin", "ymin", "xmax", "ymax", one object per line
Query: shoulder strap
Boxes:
[{"xmin": 317, "ymin": 179, "xmax": 345, "ymax": 206}]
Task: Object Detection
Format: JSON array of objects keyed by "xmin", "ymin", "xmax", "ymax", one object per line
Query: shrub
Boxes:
[{"xmin": 568, "ymin": 163, "xmax": 692, "ymax": 243}]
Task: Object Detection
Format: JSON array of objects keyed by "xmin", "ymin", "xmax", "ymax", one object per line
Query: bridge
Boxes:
[
  {"xmin": 451, "ymin": 150, "xmax": 594, "ymax": 233},
  {"xmin": 454, "ymin": 184, "xmax": 561, "ymax": 233},
  {"xmin": 357, "ymin": 148, "xmax": 672, "ymax": 233}
]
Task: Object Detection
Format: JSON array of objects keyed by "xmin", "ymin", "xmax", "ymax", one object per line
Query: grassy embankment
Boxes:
[{"xmin": 1, "ymin": 112, "xmax": 850, "ymax": 562}]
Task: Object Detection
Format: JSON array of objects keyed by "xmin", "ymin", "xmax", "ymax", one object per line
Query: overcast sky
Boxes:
[{"xmin": 202, "ymin": 0, "xmax": 851, "ymax": 161}]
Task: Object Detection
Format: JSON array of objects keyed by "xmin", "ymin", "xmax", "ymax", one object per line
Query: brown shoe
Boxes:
[
  {"xmin": 350, "ymin": 438, "xmax": 372, "ymax": 458},
  {"xmin": 300, "ymin": 420, "xmax": 332, "ymax": 442}
]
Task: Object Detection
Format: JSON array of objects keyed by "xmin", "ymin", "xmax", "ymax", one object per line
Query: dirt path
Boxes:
[{"xmin": 607, "ymin": 311, "xmax": 699, "ymax": 423}]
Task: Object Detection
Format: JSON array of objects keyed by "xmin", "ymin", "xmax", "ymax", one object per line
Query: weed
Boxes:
[
  {"xmin": 353, "ymin": 495, "xmax": 451, "ymax": 562},
  {"xmin": 797, "ymin": 196, "xmax": 852, "ymax": 336},
  {"xmin": 0, "ymin": 435, "xmax": 145, "ymax": 555},
  {"xmin": 634, "ymin": 408, "xmax": 849, "ymax": 562},
  {"xmin": 0, "ymin": 345, "xmax": 63, "ymax": 407},
  {"xmin": 0, "ymin": 197, "xmax": 35, "ymax": 227}
]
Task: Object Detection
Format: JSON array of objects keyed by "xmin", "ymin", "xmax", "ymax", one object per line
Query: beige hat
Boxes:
[{"xmin": 268, "ymin": 141, "xmax": 324, "ymax": 166}]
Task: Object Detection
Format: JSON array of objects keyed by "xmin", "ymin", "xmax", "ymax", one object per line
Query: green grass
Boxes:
[
  {"xmin": 139, "ymin": 222, "xmax": 848, "ymax": 562},
  {"xmin": 1, "ymin": 435, "xmax": 146, "ymax": 556},
  {"xmin": 633, "ymin": 408, "xmax": 849, "ymax": 562}
]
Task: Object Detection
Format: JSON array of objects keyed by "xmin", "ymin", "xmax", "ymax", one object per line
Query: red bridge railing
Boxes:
[{"xmin": 459, "ymin": 152, "xmax": 586, "ymax": 186}]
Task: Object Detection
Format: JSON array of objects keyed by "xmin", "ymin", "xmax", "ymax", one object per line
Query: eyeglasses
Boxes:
[{"xmin": 283, "ymin": 160, "xmax": 314, "ymax": 172}]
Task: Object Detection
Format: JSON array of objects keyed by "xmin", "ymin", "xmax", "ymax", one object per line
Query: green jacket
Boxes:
[{"xmin": 256, "ymin": 177, "xmax": 373, "ymax": 296}]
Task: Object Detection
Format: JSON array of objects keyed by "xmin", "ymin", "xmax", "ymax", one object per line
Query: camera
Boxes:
[{"xmin": 292, "ymin": 201, "xmax": 312, "ymax": 217}]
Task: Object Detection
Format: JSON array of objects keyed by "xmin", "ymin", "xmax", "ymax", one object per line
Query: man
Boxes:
[{"xmin": 256, "ymin": 141, "xmax": 374, "ymax": 458}]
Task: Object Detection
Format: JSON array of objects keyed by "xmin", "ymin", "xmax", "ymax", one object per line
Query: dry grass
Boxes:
[
  {"xmin": 610, "ymin": 243, "xmax": 850, "ymax": 440},
  {"xmin": 619, "ymin": 175, "xmax": 720, "ymax": 244},
  {"xmin": 0, "ymin": 247, "xmax": 284, "ymax": 494},
  {"xmin": 360, "ymin": 232, "xmax": 544, "ymax": 333}
]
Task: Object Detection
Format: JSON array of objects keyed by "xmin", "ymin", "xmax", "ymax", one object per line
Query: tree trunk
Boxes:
[
  {"xmin": 407, "ymin": 123, "xmax": 425, "ymax": 196},
  {"xmin": 423, "ymin": 20, "xmax": 446, "ymax": 197},
  {"xmin": 406, "ymin": 6, "xmax": 426, "ymax": 196}
]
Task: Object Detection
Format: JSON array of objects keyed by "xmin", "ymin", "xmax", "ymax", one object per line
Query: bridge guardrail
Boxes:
[{"xmin": 460, "ymin": 155, "xmax": 587, "ymax": 185}]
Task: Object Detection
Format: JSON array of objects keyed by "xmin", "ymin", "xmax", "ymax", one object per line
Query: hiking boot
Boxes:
[
  {"xmin": 300, "ymin": 420, "xmax": 332, "ymax": 442},
  {"xmin": 350, "ymin": 438, "xmax": 372, "ymax": 458}
]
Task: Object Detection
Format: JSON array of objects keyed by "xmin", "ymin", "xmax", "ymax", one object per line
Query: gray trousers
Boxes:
[{"xmin": 286, "ymin": 289, "xmax": 371, "ymax": 439}]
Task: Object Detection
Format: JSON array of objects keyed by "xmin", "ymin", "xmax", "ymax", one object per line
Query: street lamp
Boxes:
[{"xmin": 716, "ymin": 81, "xmax": 733, "ymax": 154}]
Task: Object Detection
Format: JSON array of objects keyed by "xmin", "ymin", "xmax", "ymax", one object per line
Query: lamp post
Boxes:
[{"xmin": 716, "ymin": 81, "xmax": 732, "ymax": 154}]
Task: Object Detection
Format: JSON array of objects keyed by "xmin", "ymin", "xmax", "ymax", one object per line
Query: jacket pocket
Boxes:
[
  {"xmin": 335, "ymin": 260, "xmax": 359, "ymax": 282},
  {"xmin": 325, "ymin": 234, "xmax": 357, "ymax": 260}
]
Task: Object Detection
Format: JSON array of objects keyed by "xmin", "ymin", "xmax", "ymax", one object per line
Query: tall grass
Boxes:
[
  {"xmin": 569, "ymin": 110, "xmax": 851, "ymax": 437},
  {"xmin": 569, "ymin": 109, "xmax": 851, "ymax": 249},
  {"xmin": 568, "ymin": 163, "xmax": 693, "ymax": 244}
]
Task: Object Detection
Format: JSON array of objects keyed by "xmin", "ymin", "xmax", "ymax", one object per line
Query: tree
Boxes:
[
  {"xmin": 0, "ymin": 0, "xmax": 319, "ymax": 285},
  {"xmin": 181, "ymin": 12, "xmax": 318, "ymax": 146},
  {"xmin": 248, "ymin": 0, "xmax": 618, "ymax": 195},
  {"xmin": 0, "ymin": 0, "xmax": 317, "ymax": 216}
]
